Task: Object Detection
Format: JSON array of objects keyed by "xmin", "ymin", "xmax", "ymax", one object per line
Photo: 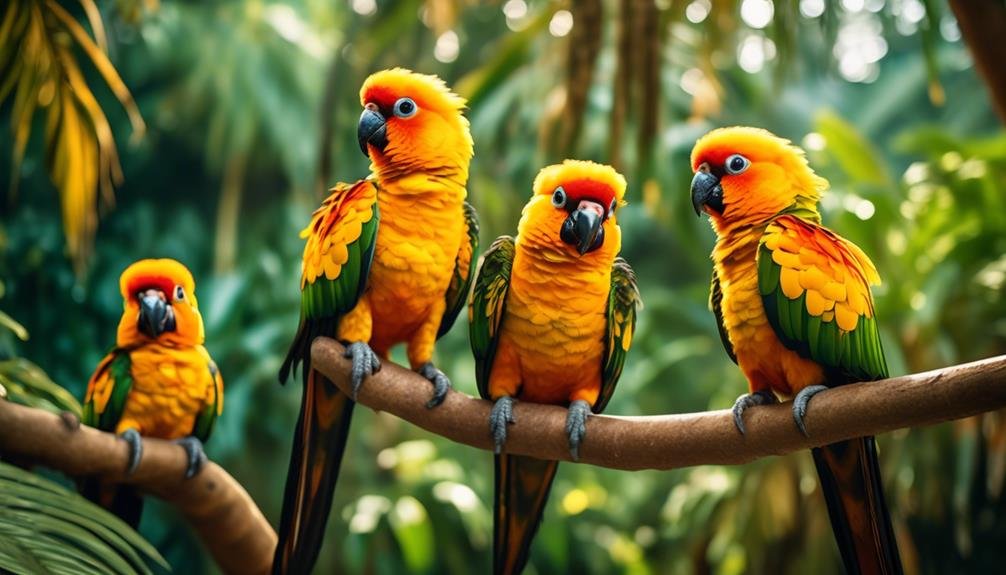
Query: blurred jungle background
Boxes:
[{"xmin": 2, "ymin": 0, "xmax": 1005, "ymax": 573}]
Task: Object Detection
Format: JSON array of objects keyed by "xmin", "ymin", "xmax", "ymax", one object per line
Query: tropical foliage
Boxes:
[{"xmin": 2, "ymin": 0, "xmax": 1004, "ymax": 574}]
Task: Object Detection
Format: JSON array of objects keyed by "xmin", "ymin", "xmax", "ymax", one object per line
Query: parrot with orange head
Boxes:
[
  {"xmin": 273, "ymin": 68, "xmax": 478, "ymax": 574},
  {"xmin": 469, "ymin": 160, "xmax": 640, "ymax": 575},
  {"xmin": 690, "ymin": 126, "xmax": 902, "ymax": 574},
  {"xmin": 81, "ymin": 258, "xmax": 223, "ymax": 527}
]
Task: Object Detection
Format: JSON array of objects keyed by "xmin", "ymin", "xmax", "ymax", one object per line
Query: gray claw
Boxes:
[
  {"xmin": 121, "ymin": 428, "xmax": 143, "ymax": 475},
  {"xmin": 418, "ymin": 362, "xmax": 452, "ymax": 409},
  {"xmin": 566, "ymin": 400, "xmax": 592, "ymax": 461},
  {"xmin": 731, "ymin": 390, "xmax": 777, "ymax": 435},
  {"xmin": 792, "ymin": 384, "xmax": 829, "ymax": 437},
  {"xmin": 175, "ymin": 436, "xmax": 207, "ymax": 479},
  {"xmin": 343, "ymin": 342, "xmax": 381, "ymax": 400},
  {"xmin": 489, "ymin": 397, "xmax": 516, "ymax": 454}
]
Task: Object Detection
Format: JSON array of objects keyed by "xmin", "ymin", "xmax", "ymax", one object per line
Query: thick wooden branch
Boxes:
[
  {"xmin": 312, "ymin": 338, "xmax": 1006, "ymax": 471},
  {"xmin": 0, "ymin": 400, "xmax": 276, "ymax": 575}
]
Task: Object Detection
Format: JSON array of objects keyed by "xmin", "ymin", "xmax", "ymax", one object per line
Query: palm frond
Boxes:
[
  {"xmin": 1, "ymin": 0, "xmax": 145, "ymax": 276},
  {"xmin": 0, "ymin": 462, "xmax": 169, "ymax": 574}
]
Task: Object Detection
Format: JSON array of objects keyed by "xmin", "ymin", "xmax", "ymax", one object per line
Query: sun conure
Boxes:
[
  {"xmin": 273, "ymin": 68, "xmax": 478, "ymax": 574},
  {"xmin": 690, "ymin": 126, "xmax": 902, "ymax": 574},
  {"xmin": 469, "ymin": 160, "xmax": 640, "ymax": 575},
  {"xmin": 81, "ymin": 258, "xmax": 223, "ymax": 527}
]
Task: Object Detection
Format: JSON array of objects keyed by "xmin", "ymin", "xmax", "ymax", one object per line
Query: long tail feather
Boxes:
[
  {"xmin": 493, "ymin": 454, "xmax": 560, "ymax": 575},
  {"xmin": 812, "ymin": 436, "xmax": 903, "ymax": 575},
  {"xmin": 80, "ymin": 479, "xmax": 143, "ymax": 529},
  {"xmin": 273, "ymin": 369, "xmax": 355, "ymax": 574}
]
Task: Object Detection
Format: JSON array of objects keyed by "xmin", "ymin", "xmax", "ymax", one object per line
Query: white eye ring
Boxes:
[
  {"xmin": 551, "ymin": 187, "xmax": 567, "ymax": 208},
  {"xmin": 608, "ymin": 199, "xmax": 617, "ymax": 216},
  {"xmin": 725, "ymin": 154, "xmax": 750, "ymax": 175},
  {"xmin": 174, "ymin": 285, "xmax": 185, "ymax": 301},
  {"xmin": 393, "ymin": 97, "xmax": 418, "ymax": 119}
]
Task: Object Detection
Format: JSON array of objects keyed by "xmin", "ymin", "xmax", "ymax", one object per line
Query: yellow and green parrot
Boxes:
[
  {"xmin": 690, "ymin": 127, "xmax": 902, "ymax": 574},
  {"xmin": 469, "ymin": 160, "xmax": 640, "ymax": 575},
  {"xmin": 81, "ymin": 258, "xmax": 223, "ymax": 527},
  {"xmin": 274, "ymin": 68, "xmax": 477, "ymax": 574}
]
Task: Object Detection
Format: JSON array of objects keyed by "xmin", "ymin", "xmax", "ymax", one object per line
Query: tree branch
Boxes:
[
  {"xmin": 950, "ymin": 0, "xmax": 1006, "ymax": 124},
  {"xmin": 0, "ymin": 400, "xmax": 276, "ymax": 575},
  {"xmin": 311, "ymin": 337, "xmax": 1006, "ymax": 471}
]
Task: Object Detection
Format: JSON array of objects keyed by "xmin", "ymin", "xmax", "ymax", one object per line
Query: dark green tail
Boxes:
[
  {"xmin": 493, "ymin": 454, "xmax": 560, "ymax": 575},
  {"xmin": 812, "ymin": 436, "xmax": 903, "ymax": 575},
  {"xmin": 80, "ymin": 479, "xmax": 144, "ymax": 529},
  {"xmin": 272, "ymin": 369, "xmax": 355, "ymax": 575}
]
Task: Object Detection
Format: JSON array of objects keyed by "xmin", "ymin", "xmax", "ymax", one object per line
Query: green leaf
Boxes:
[
  {"xmin": 0, "ymin": 310, "xmax": 28, "ymax": 341},
  {"xmin": 814, "ymin": 110, "xmax": 892, "ymax": 186},
  {"xmin": 0, "ymin": 463, "xmax": 168, "ymax": 574}
]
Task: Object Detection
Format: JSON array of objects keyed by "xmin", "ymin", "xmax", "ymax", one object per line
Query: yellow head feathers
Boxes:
[
  {"xmin": 532, "ymin": 160, "xmax": 627, "ymax": 207},
  {"xmin": 359, "ymin": 68, "xmax": 473, "ymax": 174},
  {"xmin": 116, "ymin": 258, "xmax": 205, "ymax": 348},
  {"xmin": 690, "ymin": 126, "xmax": 828, "ymax": 228}
]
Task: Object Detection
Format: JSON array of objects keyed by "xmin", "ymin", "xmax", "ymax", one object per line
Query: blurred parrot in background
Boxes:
[
  {"xmin": 690, "ymin": 126, "xmax": 903, "ymax": 574},
  {"xmin": 81, "ymin": 258, "xmax": 223, "ymax": 528},
  {"xmin": 469, "ymin": 160, "xmax": 640, "ymax": 575},
  {"xmin": 273, "ymin": 68, "xmax": 478, "ymax": 574}
]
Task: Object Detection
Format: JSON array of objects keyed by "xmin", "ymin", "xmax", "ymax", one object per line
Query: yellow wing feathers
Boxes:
[
  {"xmin": 300, "ymin": 181, "xmax": 378, "ymax": 289},
  {"xmin": 763, "ymin": 215, "xmax": 880, "ymax": 332}
]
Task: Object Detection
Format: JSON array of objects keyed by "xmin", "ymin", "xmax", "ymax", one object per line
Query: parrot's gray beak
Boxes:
[
  {"xmin": 137, "ymin": 289, "xmax": 176, "ymax": 338},
  {"xmin": 358, "ymin": 105, "xmax": 388, "ymax": 156},
  {"xmin": 560, "ymin": 200, "xmax": 606, "ymax": 255},
  {"xmin": 691, "ymin": 171, "xmax": 724, "ymax": 216}
]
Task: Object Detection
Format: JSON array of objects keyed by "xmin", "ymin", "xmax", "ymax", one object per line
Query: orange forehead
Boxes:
[
  {"xmin": 690, "ymin": 126, "xmax": 799, "ymax": 172},
  {"xmin": 119, "ymin": 258, "xmax": 195, "ymax": 300},
  {"xmin": 359, "ymin": 68, "xmax": 466, "ymax": 114},
  {"xmin": 533, "ymin": 160, "xmax": 627, "ymax": 205}
]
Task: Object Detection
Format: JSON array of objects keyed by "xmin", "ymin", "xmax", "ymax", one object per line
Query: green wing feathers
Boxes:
[
  {"xmin": 468, "ymin": 236, "xmax": 516, "ymax": 401},
  {"xmin": 710, "ymin": 269, "xmax": 737, "ymax": 365},
  {"xmin": 280, "ymin": 180, "xmax": 380, "ymax": 383},
  {"xmin": 82, "ymin": 351, "xmax": 132, "ymax": 432},
  {"xmin": 757, "ymin": 216, "xmax": 887, "ymax": 382},
  {"xmin": 595, "ymin": 257, "xmax": 641, "ymax": 414},
  {"xmin": 438, "ymin": 201, "xmax": 480, "ymax": 338}
]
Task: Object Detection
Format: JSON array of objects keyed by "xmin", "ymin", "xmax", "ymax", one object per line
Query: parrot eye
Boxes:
[
  {"xmin": 725, "ymin": 154, "xmax": 750, "ymax": 175},
  {"xmin": 551, "ymin": 187, "xmax": 567, "ymax": 208},
  {"xmin": 608, "ymin": 198, "xmax": 617, "ymax": 216},
  {"xmin": 393, "ymin": 97, "xmax": 418, "ymax": 119},
  {"xmin": 174, "ymin": 285, "xmax": 185, "ymax": 301}
]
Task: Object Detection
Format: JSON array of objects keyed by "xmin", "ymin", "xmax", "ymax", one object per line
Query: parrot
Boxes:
[
  {"xmin": 81, "ymin": 258, "xmax": 223, "ymax": 528},
  {"xmin": 689, "ymin": 126, "xmax": 902, "ymax": 574},
  {"xmin": 273, "ymin": 68, "xmax": 478, "ymax": 574},
  {"xmin": 469, "ymin": 160, "xmax": 641, "ymax": 575}
]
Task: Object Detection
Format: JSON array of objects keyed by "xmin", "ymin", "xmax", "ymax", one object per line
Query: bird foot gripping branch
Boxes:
[{"xmin": 344, "ymin": 341, "xmax": 382, "ymax": 400}]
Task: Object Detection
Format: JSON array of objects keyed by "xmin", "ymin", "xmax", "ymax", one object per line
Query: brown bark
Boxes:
[
  {"xmin": 0, "ymin": 401, "xmax": 276, "ymax": 575},
  {"xmin": 311, "ymin": 337, "xmax": 1006, "ymax": 471},
  {"xmin": 950, "ymin": 0, "xmax": 1006, "ymax": 124}
]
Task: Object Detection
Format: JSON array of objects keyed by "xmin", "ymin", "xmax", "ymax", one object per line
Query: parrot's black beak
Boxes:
[
  {"xmin": 691, "ymin": 171, "xmax": 724, "ymax": 216},
  {"xmin": 358, "ymin": 105, "xmax": 388, "ymax": 156},
  {"xmin": 137, "ymin": 289, "xmax": 176, "ymax": 338},
  {"xmin": 560, "ymin": 200, "xmax": 606, "ymax": 255}
]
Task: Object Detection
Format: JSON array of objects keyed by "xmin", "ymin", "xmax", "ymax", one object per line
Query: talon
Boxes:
[
  {"xmin": 731, "ymin": 390, "xmax": 777, "ymax": 435},
  {"xmin": 565, "ymin": 400, "xmax": 592, "ymax": 461},
  {"xmin": 344, "ymin": 341, "xmax": 381, "ymax": 400},
  {"xmin": 792, "ymin": 384, "xmax": 829, "ymax": 437},
  {"xmin": 175, "ymin": 436, "xmax": 207, "ymax": 479},
  {"xmin": 121, "ymin": 428, "xmax": 143, "ymax": 475},
  {"xmin": 418, "ymin": 362, "xmax": 452, "ymax": 408},
  {"xmin": 489, "ymin": 397, "xmax": 516, "ymax": 454}
]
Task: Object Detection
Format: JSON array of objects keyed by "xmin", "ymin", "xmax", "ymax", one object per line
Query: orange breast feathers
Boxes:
[
  {"xmin": 87, "ymin": 345, "xmax": 222, "ymax": 439},
  {"xmin": 488, "ymin": 194, "xmax": 622, "ymax": 406}
]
